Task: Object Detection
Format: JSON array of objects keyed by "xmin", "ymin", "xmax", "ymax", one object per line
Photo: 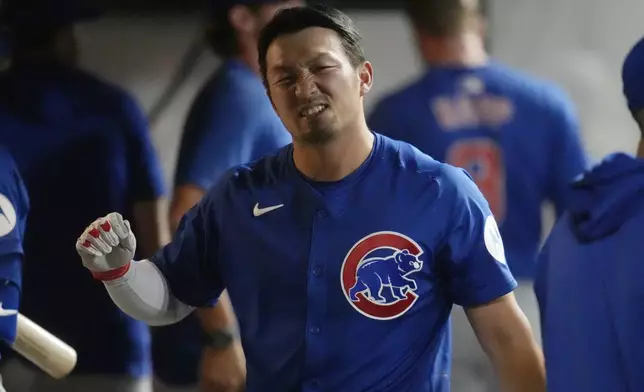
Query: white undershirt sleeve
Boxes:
[{"xmin": 102, "ymin": 259, "xmax": 195, "ymax": 326}]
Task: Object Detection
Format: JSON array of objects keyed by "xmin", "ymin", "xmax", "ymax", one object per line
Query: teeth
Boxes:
[{"xmin": 302, "ymin": 105, "xmax": 326, "ymax": 117}]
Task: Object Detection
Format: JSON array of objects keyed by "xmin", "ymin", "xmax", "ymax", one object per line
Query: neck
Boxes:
[
  {"xmin": 636, "ymin": 139, "xmax": 644, "ymax": 159},
  {"xmin": 418, "ymin": 32, "xmax": 488, "ymax": 67},
  {"xmin": 293, "ymin": 120, "xmax": 374, "ymax": 182},
  {"xmin": 234, "ymin": 40, "xmax": 260, "ymax": 75}
]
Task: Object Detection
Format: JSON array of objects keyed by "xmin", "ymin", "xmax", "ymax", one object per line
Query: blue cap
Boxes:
[
  {"xmin": 622, "ymin": 36, "xmax": 644, "ymax": 112},
  {"xmin": 0, "ymin": 0, "xmax": 102, "ymax": 30}
]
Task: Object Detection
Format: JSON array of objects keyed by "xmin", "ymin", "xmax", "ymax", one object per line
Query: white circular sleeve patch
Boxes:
[
  {"xmin": 0, "ymin": 193, "xmax": 17, "ymax": 237},
  {"xmin": 483, "ymin": 215, "xmax": 506, "ymax": 265}
]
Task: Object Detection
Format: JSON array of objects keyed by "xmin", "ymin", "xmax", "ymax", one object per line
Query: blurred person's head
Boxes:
[
  {"xmin": 258, "ymin": 5, "xmax": 373, "ymax": 146},
  {"xmin": 622, "ymin": 37, "xmax": 644, "ymax": 129},
  {"xmin": 0, "ymin": 0, "xmax": 101, "ymax": 67},
  {"xmin": 206, "ymin": 0, "xmax": 303, "ymax": 70},
  {"xmin": 622, "ymin": 35, "xmax": 644, "ymax": 157},
  {"xmin": 404, "ymin": 0, "xmax": 487, "ymax": 66}
]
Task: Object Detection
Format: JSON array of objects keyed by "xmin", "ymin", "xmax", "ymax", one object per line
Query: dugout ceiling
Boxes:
[{"xmin": 92, "ymin": 1, "xmax": 425, "ymax": 15}]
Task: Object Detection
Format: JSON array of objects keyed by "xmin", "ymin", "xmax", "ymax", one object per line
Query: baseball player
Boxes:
[
  {"xmin": 154, "ymin": 1, "xmax": 302, "ymax": 391},
  {"xmin": 367, "ymin": 1, "xmax": 587, "ymax": 390},
  {"xmin": 0, "ymin": 0, "xmax": 168, "ymax": 391},
  {"xmin": 0, "ymin": 147, "xmax": 28, "ymax": 392},
  {"xmin": 77, "ymin": 5, "xmax": 545, "ymax": 392},
  {"xmin": 535, "ymin": 35, "xmax": 644, "ymax": 392}
]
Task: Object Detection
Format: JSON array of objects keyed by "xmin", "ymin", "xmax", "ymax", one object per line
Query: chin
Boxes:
[{"xmin": 297, "ymin": 127, "xmax": 337, "ymax": 145}]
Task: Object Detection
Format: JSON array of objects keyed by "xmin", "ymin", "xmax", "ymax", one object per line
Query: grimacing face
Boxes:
[{"xmin": 265, "ymin": 26, "xmax": 372, "ymax": 145}]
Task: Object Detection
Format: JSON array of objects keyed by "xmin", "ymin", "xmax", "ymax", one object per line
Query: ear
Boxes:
[
  {"xmin": 228, "ymin": 5, "xmax": 257, "ymax": 35},
  {"xmin": 358, "ymin": 61, "xmax": 374, "ymax": 97}
]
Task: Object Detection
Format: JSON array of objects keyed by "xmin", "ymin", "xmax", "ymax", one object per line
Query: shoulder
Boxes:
[
  {"xmin": 0, "ymin": 146, "xmax": 28, "ymax": 208},
  {"xmin": 380, "ymin": 134, "xmax": 478, "ymax": 199},
  {"xmin": 73, "ymin": 69, "xmax": 138, "ymax": 103},
  {"xmin": 196, "ymin": 64, "xmax": 267, "ymax": 107},
  {"xmin": 0, "ymin": 147, "xmax": 18, "ymax": 189},
  {"xmin": 371, "ymin": 75, "xmax": 427, "ymax": 114},
  {"xmin": 67, "ymin": 70, "xmax": 146, "ymax": 121},
  {"xmin": 0, "ymin": 147, "xmax": 16, "ymax": 171},
  {"xmin": 0, "ymin": 147, "xmax": 20, "ymax": 187},
  {"xmin": 485, "ymin": 63, "xmax": 576, "ymax": 116},
  {"xmin": 201, "ymin": 145, "xmax": 291, "ymax": 203}
]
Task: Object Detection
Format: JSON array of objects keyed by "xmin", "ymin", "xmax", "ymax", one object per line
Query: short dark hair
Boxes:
[
  {"xmin": 206, "ymin": 4, "xmax": 263, "ymax": 58},
  {"xmin": 257, "ymin": 5, "xmax": 366, "ymax": 85},
  {"xmin": 405, "ymin": 0, "xmax": 481, "ymax": 37}
]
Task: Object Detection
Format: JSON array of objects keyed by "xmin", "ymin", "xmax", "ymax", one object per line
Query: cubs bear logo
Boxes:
[{"xmin": 341, "ymin": 231, "xmax": 424, "ymax": 320}]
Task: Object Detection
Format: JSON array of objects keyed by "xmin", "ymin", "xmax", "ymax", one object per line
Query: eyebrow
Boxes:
[{"xmin": 268, "ymin": 53, "xmax": 337, "ymax": 75}]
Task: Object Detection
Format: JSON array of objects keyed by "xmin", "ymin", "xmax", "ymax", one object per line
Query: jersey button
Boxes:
[
  {"xmin": 315, "ymin": 209, "xmax": 328, "ymax": 219},
  {"xmin": 312, "ymin": 266, "xmax": 322, "ymax": 276},
  {"xmin": 310, "ymin": 326, "xmax": 320, "ymax": 334}
]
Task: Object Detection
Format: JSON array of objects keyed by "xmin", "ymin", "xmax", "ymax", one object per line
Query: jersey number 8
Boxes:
[{"xmin": 446, "ymin": 139, "xmax": 506, "ymax": 223}]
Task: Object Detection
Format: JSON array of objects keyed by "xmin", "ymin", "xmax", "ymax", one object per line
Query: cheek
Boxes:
[{"xmin": 322, "ymin": 74, "xmax": 361, "ymax": 101}]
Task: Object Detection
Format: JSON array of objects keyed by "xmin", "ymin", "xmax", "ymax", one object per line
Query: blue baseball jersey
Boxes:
[
  {"xmin": 152, "ymin": 133, "xmax": 517, "ymax": 392},
  {"xmin": 0, "ymin": 64, "xmax": 165, "ymax": 376},
  {"xmin": 174, "ymin": 59, "xmax": 291, "ymax": 190},
  {"xmin": 535, "ymin": 153, "xmax": 644, "ymax": 392},
  {"xmin": 152, "ymin": 59, "xmax": 291, "ymax": 386},
  {"xmin": 368, "ymin": 62, "xmax": 588, "ymax": 280},
  {"xmin": 0, "ymin": 147, "xmax": 28, "ymax": 347}
]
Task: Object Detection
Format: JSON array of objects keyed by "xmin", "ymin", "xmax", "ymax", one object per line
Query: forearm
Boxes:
[
  {"xmin": 490, "ymin": 338, "xmax": 545, "ymax": 392},
  {"xmin": 197, "ymin": 291, "xmax": 237, "ymax": 333},
  {"xmin": 468, "ymin": 294, "xmax": 546, "ymax": 392},
  {"xmin": 103, "ymin": 259, "xmax": 194, "ymax": 326},
  {"xmin": 133, "ymin": 199, "xmax": 172, "ymax": 258}
]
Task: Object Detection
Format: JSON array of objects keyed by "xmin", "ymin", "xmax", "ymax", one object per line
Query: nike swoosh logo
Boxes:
[
  {"xmin": 253, "ymin": 203, "xmax": 284, "ymax": 217},
  {"xmin": 0, "ymin": 303, "xmax": 17, "ymax": 316}
]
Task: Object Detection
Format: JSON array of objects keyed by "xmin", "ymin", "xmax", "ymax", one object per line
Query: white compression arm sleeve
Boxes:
[{"xmin": 102, "ymin": 259, "xmax": 195, "ymax": 326}]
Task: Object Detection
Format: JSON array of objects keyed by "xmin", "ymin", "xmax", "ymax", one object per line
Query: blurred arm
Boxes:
[{"xmin": 133, "ymin": 199, "xmax": 171, "ymax": 258}]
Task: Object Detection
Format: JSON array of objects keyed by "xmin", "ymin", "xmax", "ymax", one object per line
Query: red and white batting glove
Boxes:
[{"xmin": 76, "ymin": 212, "xmax": 137, "ymax": 282}]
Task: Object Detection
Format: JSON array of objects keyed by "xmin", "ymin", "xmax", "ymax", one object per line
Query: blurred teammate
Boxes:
[
  {"xmin": 76, "ymin": 6, "xmax": 545, "ymax": 392},
  {"xmin": 154, "ymin": 1, "xmax": 302, "ymax": 391},
  {"xmin": 535, "ymin": 35, "xmax": 644, "ymax": 392},
  {"xmin": 367, "ymin": 1, "xmax": 587, "ymax": 390},
  {"xmin": 0, "ymin": 147, "xmax": 29, "ymax": 392},
  {"xmin": 0, "ymin": 1, "xmax": 168, "ymax": 391}
]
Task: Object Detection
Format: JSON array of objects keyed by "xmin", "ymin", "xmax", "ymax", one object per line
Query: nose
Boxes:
[{"xmin": 294, "ymin": 74, "xmax": 318, "ymax": 99}]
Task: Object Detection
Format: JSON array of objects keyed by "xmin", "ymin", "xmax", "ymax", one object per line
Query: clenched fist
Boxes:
[{"xmin": 76, "ymin": 212, "xmax": 137, "ymax": 281}]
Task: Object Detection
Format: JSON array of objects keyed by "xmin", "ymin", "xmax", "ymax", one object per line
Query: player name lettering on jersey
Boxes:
[
  {"xmin": 0, "ymin": 193, "xmax": 17, "ymax": 237},
  {"xmin": 341, "ymin": 231, "xmax": 424, "ymax": 321},
  {"xmin": 431, "ymin": 95, "xmax": 514, "ymax": 130}
]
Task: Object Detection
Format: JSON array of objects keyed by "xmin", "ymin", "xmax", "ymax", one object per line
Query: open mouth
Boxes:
[{"xmin": 299, "ymin": 104, "xmax": 328, "ymax": 118}]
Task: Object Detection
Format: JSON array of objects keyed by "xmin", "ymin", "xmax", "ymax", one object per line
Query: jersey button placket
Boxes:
[
  {"xmin": 315, "ymin": 208, "xmax": 328, "ymax": 220},
  {"xmin": 304, "ymin": 206, "xmax": 329, "ymax": 388}
]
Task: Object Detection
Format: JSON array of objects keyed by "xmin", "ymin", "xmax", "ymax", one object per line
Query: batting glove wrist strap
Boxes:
[{"xmin": 91, "ymin": 261, "xmax": 131, "ymax": 281}]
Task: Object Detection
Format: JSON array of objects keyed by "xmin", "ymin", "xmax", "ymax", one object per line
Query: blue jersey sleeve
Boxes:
[
  {"xmin": 546, "ymin": 93, "xmax": 588, "ymax": 216},
  {"xmin": 439, "ymin": 165, "xmax": 518, "ymax": 307},
  {"xmin": 150, "ymin": 175, "xmax": 228, "ymax": 307},
  {"xmin": 0, "ymin": 153, "xmax": 28, "ymax": 344},
  {"xmin": 174, "ymin": 91, "xmax": 275, "ymax": 191},
  {"xmin": 120, "ymin": 95, "xmax": 166, "ymax": 201}
]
